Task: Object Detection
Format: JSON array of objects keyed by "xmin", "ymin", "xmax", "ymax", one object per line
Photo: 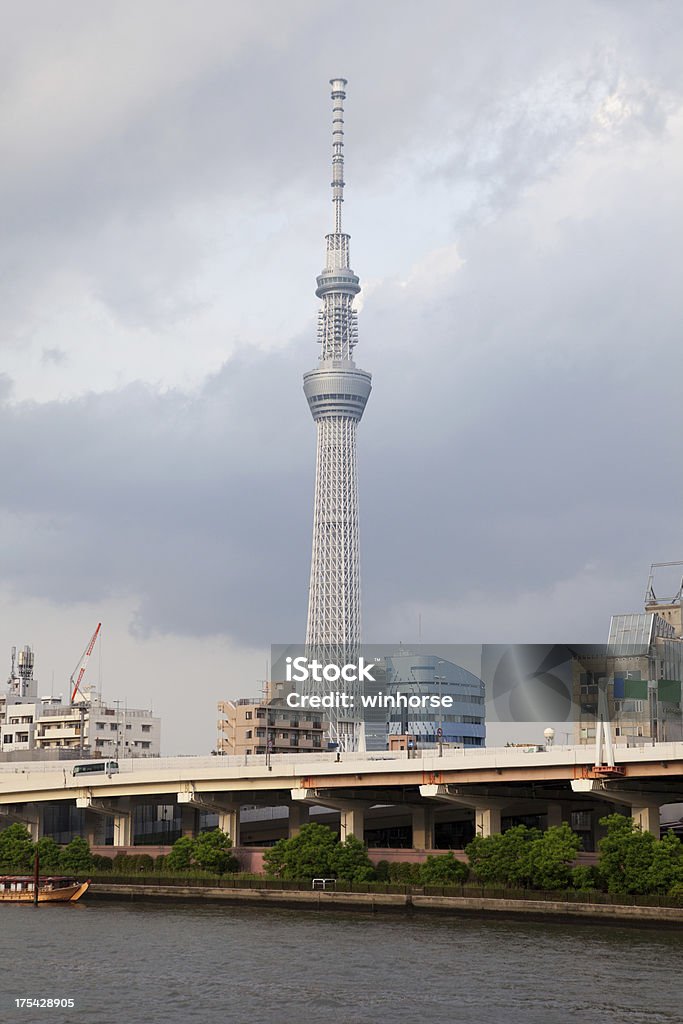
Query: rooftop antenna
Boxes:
[
  {"xmin": 645, "ymin": 561, "xmax": 683, "ymax": 605},
  {"xmin": 330, "ymin": 77, "xmax": 346, "ymax": 235}
]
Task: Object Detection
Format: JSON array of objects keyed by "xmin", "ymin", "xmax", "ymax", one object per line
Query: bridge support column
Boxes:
[
  {"xmin": 84, "ymin": 812, "xmax": 101, "ymax": 848},
  {"xmin": 571, "ymin": 780, "xmax": 664, "ymax": 837},
  {"xmin": 420, "ymin": 785, "xmax": 506, "ymax": 838},
  {"xmin": 475, "ymin": 805, "xmax": 501, "ymax": 838},
  {"xmin": 411, "ymin": 805, "xmax": 435, "ymax": 850},
  {"xmin": 546, "ymin": 802, "xmax": 564, "ymax": 829},
  {"xmin": 217, "ymin": 807, "xmax": 241, "ymax": 847},
  {"xmin": 0, "ymin": 804, "xmax": 43, "ymax": 840},
  {"xmin": 291, "ymin": 789, "xmax": 372, "ymax": 842},
  {"xmin": 76, "ymin": 794, "xmax": 133, "ymax": 847},
  {"xmin": 288, "ymin": 802, "xmax": 309, "ymax": 838},
  {"xmin": 340, "ymin": 806, "xmax": 365, "ymax": 842},
  {"xmin": 177, "ymin": 790, "xmax": 241, "ymax": 844},
  {"xmin": 113, "ymin": 802, "xmax": 133, "ymax": 847},
  {"xmin": 631, "ymin": 804, "xmax": 660, "ymax": 836},
  {"xmin": 180, "ymin": 805, "xmax": 197, "ymax": 838}
]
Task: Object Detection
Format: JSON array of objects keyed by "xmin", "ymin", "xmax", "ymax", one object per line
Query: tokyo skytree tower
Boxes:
[{"xmin": 303, "ymin": 79, "xmax": 372, "ymax": 748}]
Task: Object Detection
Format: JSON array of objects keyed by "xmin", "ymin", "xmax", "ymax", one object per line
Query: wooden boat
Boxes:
[{"xmin": 0, "ymin": 875, "xmax": 90, "ymax": 903}]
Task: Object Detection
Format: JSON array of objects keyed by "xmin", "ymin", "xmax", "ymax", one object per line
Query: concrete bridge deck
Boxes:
[{"xmin": 1, "ymin": 743, "xmax": 681, "ymax": 847}]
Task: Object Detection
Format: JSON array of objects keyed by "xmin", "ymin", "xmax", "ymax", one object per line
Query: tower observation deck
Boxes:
[{"xmin": 303, "ymin": 79, "xmax": 372, "ymax": 751}]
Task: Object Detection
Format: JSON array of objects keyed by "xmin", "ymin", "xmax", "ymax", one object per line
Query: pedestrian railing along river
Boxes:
[{"xmin": 87, "ymin": 874, "xmax": 683, "ymax": 909}]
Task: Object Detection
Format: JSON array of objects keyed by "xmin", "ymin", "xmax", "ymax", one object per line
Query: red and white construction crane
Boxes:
[{"xmin": 70, "ymin": 623, "xmax": 102, "ymax": 704}]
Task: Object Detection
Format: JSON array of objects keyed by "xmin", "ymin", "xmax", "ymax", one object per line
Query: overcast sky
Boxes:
[{"xmin": 2, "ymin": 1, "xmax": 683, "ymax": 753}]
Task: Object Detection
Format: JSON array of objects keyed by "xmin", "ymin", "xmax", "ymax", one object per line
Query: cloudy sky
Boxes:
[{"xmin": 2, "ymin": 0, "xmax": 683, "ymax": 753}]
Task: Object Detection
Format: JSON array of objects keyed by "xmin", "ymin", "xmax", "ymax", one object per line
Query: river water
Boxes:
[{"xmin": 2, "ymin": 900, "xmax": 681, "ymax": 1024}]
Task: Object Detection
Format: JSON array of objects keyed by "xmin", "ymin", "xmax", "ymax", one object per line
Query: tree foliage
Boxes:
[
  {"xmin": 598, "ymin": 814, "xmax": 657, "ymax": 894},
  {"xmin": 466, "ymin": 824, "xmax": 581, "ymax": 890},
  {"xmin": 419, "ymin": 851, "xmax": 470, "ymax": 885},
  {"xmin": 527, "ymin": 824, "xmax": 582, "ymax": 890},
  {"xmin": 193, "ymin": 829, "xmax": 238, "ymax": 874},
  {"xmin": 598, "ymin": 814, "xmax": 683, "ymax": 896},
  {"xmin": 329, "ymin": 834, "xmax": 375, "ymax": 883},
  {"xmin": 59, "ymin": 836, "xmax": 94, "ymax": 873},
  {"xmin": 0, "ymin": 823, "xmax": 35, "ymax": 872},
  {"xmin": 263, "ymin": 823, "xmax": 339, "ymax": 880},
  {"xmin": 35, "ymin": 836, "xmax": 62, "ymax": 874},
  {"xmin": 466, "ymin": 825, "xmax": 541, "ymax": 887},
  {"xmin": 570, "ymin": 865, "xmax": 598, "ymax": 891},
  {"xmin": 386, "ymin": 861, "xmax": 423, "ymax": 884},
  {"xmin": 166, "ymin": 836, "xmax": 195, "ymax": 871},
  {"xmin": 646, "ymin": 831, "xmax": 683, "ymax": 894},
  {"xmin": 165, "ymin": 829, "xmax": 237, "ymax": 874}
]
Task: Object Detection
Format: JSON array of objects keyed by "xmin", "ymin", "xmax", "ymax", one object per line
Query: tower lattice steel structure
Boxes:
[{"xmin": 303, "ymin": 78, "xmax": 371, "ymax": 750}]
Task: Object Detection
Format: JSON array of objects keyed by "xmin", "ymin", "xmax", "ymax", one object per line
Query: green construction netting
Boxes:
[{"xmin": 657, "ymin": 679, "xmax": 682, "ymax": 703}]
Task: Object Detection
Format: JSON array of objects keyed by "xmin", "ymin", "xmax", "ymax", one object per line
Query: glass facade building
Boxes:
[{"xmin": 384, "ymin": 652, "xmax": 486, "ymax": 747}]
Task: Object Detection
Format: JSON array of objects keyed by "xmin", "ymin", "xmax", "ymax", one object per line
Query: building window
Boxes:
[
  {"xmin": 245, "ymin": 712, "xmax": 252, "ymax": 720},
  {"xmin": 245, "ymin": 730, "xmax": 252, "ymax": 739},
  {"xmin": 110, "ymin": 724, "xmax": 118, "ymax": 731},
  {"xmin": 141, "ymin": 724, "xmax": 151, "ymax": 732}
]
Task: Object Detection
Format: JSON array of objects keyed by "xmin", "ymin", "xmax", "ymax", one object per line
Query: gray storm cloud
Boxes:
[{"xmin": 1, "ymin": 0, "xmax": 682, "ymax": 652}]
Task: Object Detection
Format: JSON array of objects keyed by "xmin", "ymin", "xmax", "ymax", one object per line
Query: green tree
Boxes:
[
  {"xmin": 466, "ymin": 825, "xmax": 541, "ymax": 887},
  {"xmin": 374, "ymin": 860, "xmax": 390, "ymax": 882},
  {"xmin": 598, "ymin": 814, "xmax": 656, "ymax": 895},
  {"xmin": 59, "ymin": 836, "xmax": 94, "ymax": 873},
  {"xmin": 329, "ymin": 835, "xmax": 375, "ymax": 883},
  {"xmin": 571, "ymin": 865, "xmax": 598, "ymax": 891},
  {"xmin": 419, "ymin": 851, "xmax": 470, "ymax": 885},
  {"xmin": 388, "ymin": 861, "xmax": 422, "ymax": 884},
  {"xmin": 645, "ymin": 831, "xmax": 683, "ymax": 895},
  {"xmin": 193, "ymin": 829, "xmax": 238, "ymax": 875},
  {"xmin": 263, "ymin": 823, "xmax": 338, "ymax": 880},
  {"xmin": 0, "ymin": 823, "xmax": 34, "ymax": 872},
  {"xmin": 527, "ymin": 824, "xmax": 582, "ymax": 890},
  {"xmin": 262, "ymin": 838, "xmax": 288, "ymax": 878},
  {"xmin": 669, "ymin": 881, "xmax": 683, "ymax": 903},
  {"xmin": 166, "ymin": 835, "xmax": 195, "ymax": 872},
  {"xmin": 34, "ymin": 836, "xmax": 62, "ymax": 874}
]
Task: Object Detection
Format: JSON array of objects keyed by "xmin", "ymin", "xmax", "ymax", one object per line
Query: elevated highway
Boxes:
[{"xmin": 1, "ymin": 743, "xmax": 682, "ymax": 848}]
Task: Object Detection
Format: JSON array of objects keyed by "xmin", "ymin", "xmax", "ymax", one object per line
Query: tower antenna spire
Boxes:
[
  {"xmin": 303, "ymin": 79, "xmax": 372, "ymax": 752},
  {"xmin": 330, "ymin": 77, "xmax": 347, "ymax": 234}
]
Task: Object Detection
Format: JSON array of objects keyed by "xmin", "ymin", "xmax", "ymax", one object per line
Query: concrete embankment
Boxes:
[{"xmin": 88, "ymin": 884, "xmax": 683, "ymax": 926}]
